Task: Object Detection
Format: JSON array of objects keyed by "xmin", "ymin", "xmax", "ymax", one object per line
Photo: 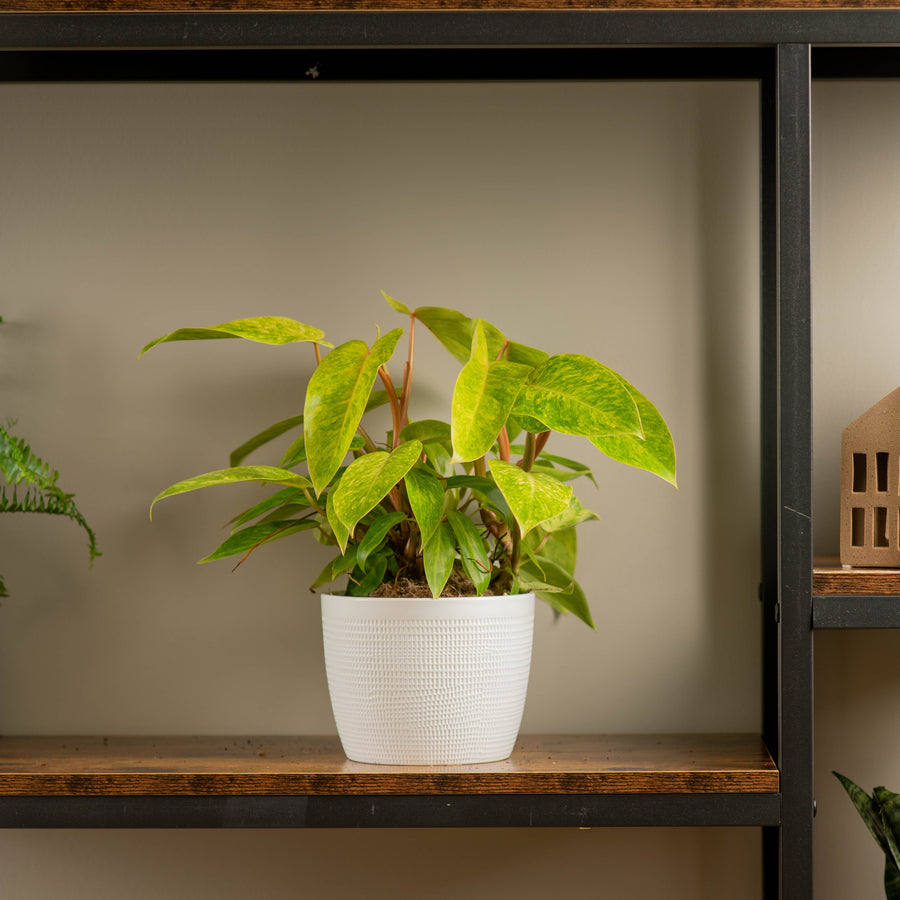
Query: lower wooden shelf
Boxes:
[
  {"xmin": 813, "ymin": 558, "xmax": 900, "ymax": 628},
  {"xmin": 0, "ymin": 734, "xmax": 780, "ymax": 828}
]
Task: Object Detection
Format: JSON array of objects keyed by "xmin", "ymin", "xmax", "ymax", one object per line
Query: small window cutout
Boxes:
[
  {"xmin": 852, "ymin": 508, "xmax": 866, "ymax": 546},
  {"xmin": 877, "ymin": 453, "xmax": 889, "ymax": 492},
  {"xmin": 875, "ymin": 507, "xmax": 889, "ymax": 547},
  {"xmin": 853, "ymin": 453, "xmax": 868, "ymax": 492}
]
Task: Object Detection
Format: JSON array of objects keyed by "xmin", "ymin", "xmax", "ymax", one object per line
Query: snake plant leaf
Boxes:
[
  {"xmin": 513, "ymin": 354, "xmax": 643, "ymax": 439},
  {"xmin": 304, "ymin": 328, "xmax": 404, "ymax": 495},
  {"xmin": 590, "ymin": 374, "xmax": 677, "ymax": 487},
  {"xmin": 451, "ymin": 322, "xmax": 532, "ymax": 463},
  {"xmin": 835, "ymin": 773, "xmax": 891, "ymax": 855},
  {"xmin": 230, "ymin": 415, "xmax": 303, "ymax": 467},
  {"xmin": 149, "ymin": 466, "xmax": 312, "ymax": 520},
  {"xmin": 199, "ymin": 519, "xmax": 316, "ymax": 563},
  {"xmin": 329, "ymin": 440, "xmax": 423, "ymax": 552},
  {"xmin": 357, "ymin": 511, "xmax": 406, "ymax": 574},
  {"xmin": 310, "ymin": 546, "xmax": 359, "ymax": 591},
  {"xmin": 445, "ymin": 509, "xmax": 492, "ymax": 595},
  {"xmin": 381, "ymin": 290, "xmax": 411, "ymax": 315},
  {"xmin": 414, "ymin": 307, "xmax": 506, "ymax": 364},
  {"xmin": 876, "ymin": 788, "xmax": 900, "ymax": 876},
  {"xmin": 422, "ymin": 521, "xmax": 456, "ymax": 598},
  {"xmin": 404, "ymin": 466, "xmax": 444, "ymax": 546},
  {"xmin": 489, "ymin": 459, "xmax": 573, "ymax": 538},
  {"xmin": 400, "ymin": 419, "xmax": 453, "ymax": 452},
  {"xmin": 139, "ymin": 316, "xmax": 331, "ymax": 358}
]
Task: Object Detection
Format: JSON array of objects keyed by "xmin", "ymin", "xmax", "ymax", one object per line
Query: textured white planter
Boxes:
[{"xmin": 321, "ymin": 592, "xmax": 535, "ymax": 765}]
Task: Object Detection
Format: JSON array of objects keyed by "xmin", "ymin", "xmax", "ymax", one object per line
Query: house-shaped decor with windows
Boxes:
[{"xmin": 841, "ymin": 386, "xmax": 900, "ymax": 566}]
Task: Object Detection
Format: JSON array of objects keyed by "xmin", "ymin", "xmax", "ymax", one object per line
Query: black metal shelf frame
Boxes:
[{"xmin": 6, "ymin": 12, "xmax": 899, "ymax": 897}]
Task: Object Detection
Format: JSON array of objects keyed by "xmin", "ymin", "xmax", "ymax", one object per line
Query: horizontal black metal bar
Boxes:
[
  {"xmin": 2, "ymin": 11, "xmax": 900, "ymax": 51},
  {"xmin": 0, "ymin": 46, "xmax": 772, "ymax": 82},
  {"xmin": 813, "ymin": 596, "xmax": 900, "ymax": 629},
  {"xmin": 0, "ymin": 792, "xmax": 781, "ymax": 828},
  {"xmin": 813, "ymin": 46, "xmax": 900, "ymax": 78}
]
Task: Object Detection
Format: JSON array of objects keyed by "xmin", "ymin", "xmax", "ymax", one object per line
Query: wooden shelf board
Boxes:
[
  {"xmin": 5, "ymin": 1, "xmax": 900, "ymax": 11},
  {"xmin": 0, "ymin": 734, "xmax": 778, "ymax": 797},
  {"xmin": 814, "ymin": 556, "xmax": 900, "ymax": 596}
]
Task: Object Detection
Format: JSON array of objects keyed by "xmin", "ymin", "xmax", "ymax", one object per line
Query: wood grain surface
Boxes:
[
  {"xmin": 814, "ymin": 557, "xmax": 900, "ymax": 595},
  {"xmin": 0, "ymin": 734, "xmax": 779, "ymax": 796},
  {"xmin": 4, "ymin": 0, "xmax": 900, "ymax": 11}
]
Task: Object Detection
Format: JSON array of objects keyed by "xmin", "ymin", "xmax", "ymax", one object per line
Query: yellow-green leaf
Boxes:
[
  {"xmin": 139, "ymin": 316, "xmax": 331, "ymax": 358},
  {"xmin": 149, "ymin": 466, "xmax": 311, "ymax": 520},
  {"xmin": 488, "ymin": 459, "xmax": 572, "ymax": 537},
  {"xmin": 423, "ymin": 522, "xmax": 456, "ymax": 598},
  {"xmin": 451, "ymin": 321, "xmax": 531, "ymax": 463},
  {"xmin": 329, "ymin": 441, "xmax": 423, "ymax": 552},
  {"xmin": 304, "ymin": 329, "xmax": 403, "ymax": 495},
  {"xmin": 513, "ymin": 354, "xmax": 642, "ymax": 439},
  {"xmin": 589, "ymin": 375, "xmax": 677, "ymax": 487},
  {"xmin": 404, "ymin": 466, "xmax": 444, "ymax": 546}
]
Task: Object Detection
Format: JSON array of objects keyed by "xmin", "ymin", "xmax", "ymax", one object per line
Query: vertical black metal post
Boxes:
[
  {"xmin": 760, "ymin": 51, "xmax": 781, "ymax": 899},
  {"xmin": 776, "ymin": 42, "xmax": 814, "ymax": 899}
]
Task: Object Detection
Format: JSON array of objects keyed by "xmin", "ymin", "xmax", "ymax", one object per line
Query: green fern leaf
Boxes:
[{"xmin": 0, "ymin": 421, "xmax": 100, "ymax": 596}]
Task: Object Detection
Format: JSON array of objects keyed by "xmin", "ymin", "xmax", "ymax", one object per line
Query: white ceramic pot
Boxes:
[{"xmin": 321, "ymin": 592, "xmax": 535, "ymax": 765}]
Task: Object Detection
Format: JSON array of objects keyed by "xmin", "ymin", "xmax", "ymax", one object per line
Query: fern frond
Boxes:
[{"xmin": 0, "ymin": 421, "xmax": 101, "ymax": 596}]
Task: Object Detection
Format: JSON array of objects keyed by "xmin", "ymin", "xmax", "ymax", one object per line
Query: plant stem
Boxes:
[
  {"xmin": 497, "ymin": 426, "xmax": 511, "ymax": 463},
  {"xmin": 520, "ymin": 431, "xmax": 536, "ymax": 472},
  {"xmin": 534, "ymin": 430, "xmax": 551, "ymax": 458},
  {"xmin": 398, "ymin": 312, "xmax": 416, "ymax": 430},
  {"xmin": 474, "ymin": 456, "xmax": 487, "ymax": 479},
  {"xmin": 378, "ymin": 366, "xmax": 403, "ymax": 448},
  {"xmin": 313, "ymin": 343, "xmax": 322, "ymax": 366}
]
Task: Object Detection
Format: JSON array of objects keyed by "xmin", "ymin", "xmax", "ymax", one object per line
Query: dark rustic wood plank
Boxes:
[
  {"xmin": 0, "ymin": 734, "xmax": 778, "ymax": 796},
  {"xmin": 814, "ymin": 556, "xmax": 900, "ymax": 595},
  {"xmin": 4, "ymin": 0, "xmax": 900, "ymax": 11}
]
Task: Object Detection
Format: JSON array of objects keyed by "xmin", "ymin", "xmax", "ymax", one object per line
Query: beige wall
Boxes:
[
  {"xmin": 813, "ymin": 81, "xmax": 900, "ymax": 899},
  {"xmin": 0, "ymin": 77, "xmax": 772, "ymax": 897}
]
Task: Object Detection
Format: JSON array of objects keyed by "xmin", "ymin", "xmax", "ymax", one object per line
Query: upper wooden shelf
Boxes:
[
  {"xmin": 814, "ymin": 557, "xmax": 900, "ymax": 596},
  {"xmin": 0, "ymin": 733, "xmax": 778, "ymax": 797},
  {"xmin": 4, "ymin": 0, "xmax": 900, "ymax": 11}
]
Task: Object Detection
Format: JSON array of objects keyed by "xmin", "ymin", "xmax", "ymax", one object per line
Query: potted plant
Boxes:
[
  {"xmin": 140, "ymin": 293, "xmax": 676, "ymax": 764},
  {"xmin": 834, "ymin": 772, "xmax": 900, "ymax": 898}
]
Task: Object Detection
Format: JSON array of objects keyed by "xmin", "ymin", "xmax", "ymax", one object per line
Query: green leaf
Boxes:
[
  {"xmin": 348, "ymin": 554, "xmax": 389, "ymax": 596},
  {"xmin": 329, "ymin": 441, "xmax": 423, "ymax": 552},
  {"xmin": 488, "ymin": 459, "xmax": 572, "ymax": 538},
  {"xmin": 199, "ymin": 519, "xmax": 315, "ymax": 563},
  {"xmin": 589, "ymin": 375, "xmax": 677, "ymax": 487},
  {"xmin": 404, "ymin": 467, "xmax": 444, "ymax": 546},
  {"xmin": 423, "ymin": 521, "xmax": 456, "ymax": 599},
  {"xmin": 304, "ymin": 329, "xmax": 403, "ymax": 495},
  {"xmin": 382, "ymin": 290, "xmax": 411, "ymax": 315},
  {"xmin": 227, "ymin": 486, "xmax": 309, "ymax": 532},
  {"xmin": 876, "ymin": 788, "xmax": 900, "ymax": 874},
  {"xmin": 400, "ymin": 419, "xmax": 453, "ymax": 451},
  {"xmin": 519, "ymin": 557, "xmax": 595, "ymax": 628},
  {"xmin": 414, "ymin": 307, "xmax": 506, "ymax": 364},
  {"xmin": 357, "ymin": 511, "xmax": 406, "ymax": 573},
  {"xmin": 149, "ymin": 466, "xmax": 311, "ymax": 520},
  {"xmin": 423, "ymin": 441, "xmax": 455, "ymax": 479},
  {"xmin": 506, "ymin": 342, "xmax": 549, "ymax": 369},
  {"xmin": 529, "ymin": 526, "xmax": 577, "ymax": 575},
  {"xmin": 325, "ymin": 488, "xmax": 350, "ymax": 554},
  {"xmin": 835, "ymin": 773, "xmax": 891, "ymax": 856},
  {"xmin": 139, "ymin": 316, "xmax": 331, "ymax": 358},
  {"xmin": 451, "ymin": 322, "xmax": 531, "ymax": 463},
  {"xmin": 539, "ymin": 495, "xmax": 601, "ymax": 533},
  {"xmin": 230, "ymin": 415, "xmax": 303, "ymax": 467},
  {"xmin": 446, "ymin": 509, "xmax": 491, "ymax": 595},
  {"xmin": 533, "ymin": 450, "xmax": 598, "ymax": 487},
  {"xmin": 310, "ymin": 546, "xmax": 359, "ymax": 591},
  {"xmin": 445, "ymin": 474, "xmax": 510, "ymax": 520},
  {"xmin": 514, "ymin": 354, "xmax": 643, "ymax": 439}
]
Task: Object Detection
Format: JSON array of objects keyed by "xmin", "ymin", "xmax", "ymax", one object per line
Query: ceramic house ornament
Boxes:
[{"xmin": 841, "ymin": 386, "xmax": 900, "ymax": 567}]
